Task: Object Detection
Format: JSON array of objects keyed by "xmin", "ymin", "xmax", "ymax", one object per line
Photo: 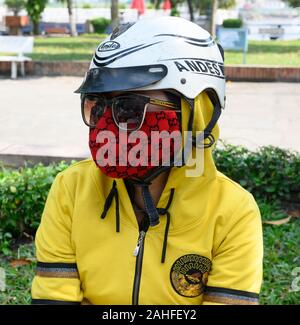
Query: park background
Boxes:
[{"xmin": 0, "ymin": 0, "xmax": 299, "ymax": 305}]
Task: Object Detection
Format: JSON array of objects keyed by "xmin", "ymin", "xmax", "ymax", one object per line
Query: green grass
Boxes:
[
  {"xmin": 8, "ymin": 35, "xmax": 297, "ymax": 66},
  {"xmin": 0, "ymin": 243, "xmax": 36, "ymax": 304},
  {"xmin": 0, "ymin": 205, "xmax": 299, "ymax": 305},
  {"xmin": 259, "ymin": 201, "xmax": 300, "ymax": 304},
  {"xmin": 261, "ymin": 222, "xmax": 300, "ymax": 304},
  {"xmin": 225, "ymin": 40, "xmax": 300, "ymax": 66},
  {"xmin": 29, "ymin": 34, "xmax": 106, "ymax": 61}
]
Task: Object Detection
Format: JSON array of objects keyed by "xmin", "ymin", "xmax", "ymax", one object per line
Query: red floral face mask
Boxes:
[{"xmin": 89, "ymin": 108, "xmax": 181, "ymax": 179}]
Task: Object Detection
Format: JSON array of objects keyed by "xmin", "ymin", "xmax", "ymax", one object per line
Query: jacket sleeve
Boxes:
[
  {"xmin": 31, "ymin": 173, "xmax": 83, "ymax": 304},
  {"xmin": 202, "ymin": 193, "xmax": 263, "ymax": 305}
]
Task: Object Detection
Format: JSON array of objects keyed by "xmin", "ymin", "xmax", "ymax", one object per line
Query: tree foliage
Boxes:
[
  {"xmin": 25, "ymin": 0, "xmax": 47, "ymax": 24},
  {"xmin": 25, "ymin": 0, "xmax": 47, "ymax": 34},
  {"xmin": 219, "ymin": 0, "xmax": 236, "ymax": 9},
  {"xmin": 285, "ymin": 0, "xmax": 300, "ymax": 7},
  {"xmin": 195, "ymin": 0, "xmax": 236, "ymax": 14},
  {"xmin": 4, "ymin": 0, "xmax": 25, "ymax": 15}
]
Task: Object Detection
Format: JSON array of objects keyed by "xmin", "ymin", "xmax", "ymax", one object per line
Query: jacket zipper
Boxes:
[{"xmin": 132, "ymin": 230, "xmax": 146, "ymax": 305}]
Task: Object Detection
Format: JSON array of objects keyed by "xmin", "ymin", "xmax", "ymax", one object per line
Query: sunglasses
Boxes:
[{"xmin": 81, "ymin": 92, "xmax": 181, "ymax": 131}]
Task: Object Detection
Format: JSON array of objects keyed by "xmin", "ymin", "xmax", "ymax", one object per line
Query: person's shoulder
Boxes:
[
  {"xmin": 216, "ymin": 170, "xmax": 252, "ymax": 197},
  {"xmin": 57, "ymin": 159, "xmax": 94, "ymax": 178},
  {"xmin": 215, "ymin": 171, "xmax": 258, "ymax": 214},
  {"xmin": 55, "ymin": 159, "xmax": 99, "ymax": 191},
  {"xmin": 214, "ymin": 171, "xmax": 262, "ymax": 242},
  {"xmin": 61, "ymin": 159, "xmax": 94, "ymax": 172}
]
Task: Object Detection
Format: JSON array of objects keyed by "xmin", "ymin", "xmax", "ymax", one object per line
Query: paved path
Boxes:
[
  {"xmin": 0, "ymin": 76, "xmax": 299, "ymax": 165},
  {"xmin": 223, "ymin": 81, "xmax": 300, "ymax": 151},
  {"xmin": 0, "ymin": 76, "xmax": 89, "ymax": 163}
]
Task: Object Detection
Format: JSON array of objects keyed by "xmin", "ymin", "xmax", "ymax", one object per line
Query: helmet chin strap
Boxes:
[
  {"xmin": 129, "ymin": 165, "xmax": 174, "ymax": 227},
  {"xmin": 129, "ymin": 90, "xmax": 222, "ymax": 227},
  {"xmin": 187, "ymin": 90, "xmax": 222, "ymax": 149}
]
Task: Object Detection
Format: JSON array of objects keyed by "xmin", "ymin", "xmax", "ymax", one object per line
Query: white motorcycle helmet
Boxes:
[{"xmin": 75, "ymin": 16, "xmax": 225, "ymax": 150}]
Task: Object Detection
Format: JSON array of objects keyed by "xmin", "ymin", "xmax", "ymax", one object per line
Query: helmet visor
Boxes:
[{"xmin": 74, "ymin": 65, "xmax": 168, "ymax": 94}]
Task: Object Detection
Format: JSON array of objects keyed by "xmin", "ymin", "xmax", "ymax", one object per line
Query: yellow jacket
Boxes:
[{"xmin": 31, "ymin": 93, "xmax": 263, "ymax": 305}]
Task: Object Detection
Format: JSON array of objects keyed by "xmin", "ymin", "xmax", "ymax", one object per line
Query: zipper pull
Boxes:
[
  {"xmin": 133, "ymin": 245, "xmax": 140, "ymax": 257},
  {"xmin": 133, "ymin": 231, "xmax": 145, "ymax": 257}
]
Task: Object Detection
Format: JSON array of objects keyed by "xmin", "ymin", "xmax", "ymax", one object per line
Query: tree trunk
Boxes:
[
  {"xmin": 67, "ymin": 0, "xmax": 77, "ymax": 36},
  {"xmin": 111, "ymin": 0, "xmax": 119, "ymax": 30},
  {"xmin": 33, "ymin": 21, "xmax": 39, "ymax": 35},
  {"xmin": 210, "ymin": 0, "xmax": 218, "ymax": 38},
  {"xmin": 187, "ymin": 0, "xmax": 194, "ymax": 22}
]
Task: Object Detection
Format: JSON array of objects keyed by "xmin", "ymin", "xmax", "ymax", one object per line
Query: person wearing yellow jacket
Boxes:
[{"xmin": 31, "ymin": 17, "xmax": 263, "ymax": 305}]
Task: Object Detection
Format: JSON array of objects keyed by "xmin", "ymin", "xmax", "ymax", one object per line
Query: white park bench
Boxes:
[{"xmin": 0, "ymin": 36, "xmax": 34, "ymax": 79}]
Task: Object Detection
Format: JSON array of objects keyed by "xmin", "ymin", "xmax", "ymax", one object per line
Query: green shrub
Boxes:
[
  {"xmin": 0, "ymin": 144, "xmax": 300, "ymax": 254},
  {"xmin": 213, "ymin": 144, "xmax": 300, "ymax": 204},
  {"xmin": 170, "ymin": 8, "xmax": 180, "ymax": 17},
  {"xmin": 90, "ymin": 17, "xmax": 111, "ymax": 34},
  {"xmin": 146, "ymin": 3, "xmax": 155, "ymax": 9},
  {"xmin": 81, "ymin": 3, "xmax": 92, "ymax": 9},
  {"xmin": 0, "ymin": 161, "xmax": 70, "ymax": 254},
  {"xmin": 222, "ymin": 18, "xmax": 243, "ymax": 28}
]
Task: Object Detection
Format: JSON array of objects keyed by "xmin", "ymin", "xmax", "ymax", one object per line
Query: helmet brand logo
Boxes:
[
  {"xmin": 173, "ymin": 59, "xmax": 225, "ymax": 79},
  {"xmin": 98, "ymin": 41, "xmax": 121, "ymax": 52}
]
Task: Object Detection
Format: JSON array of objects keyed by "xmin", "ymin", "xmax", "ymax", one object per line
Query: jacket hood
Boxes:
[{"xmin": 177, "ymin": 90, "xmax": 219, "ymax": 183}]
